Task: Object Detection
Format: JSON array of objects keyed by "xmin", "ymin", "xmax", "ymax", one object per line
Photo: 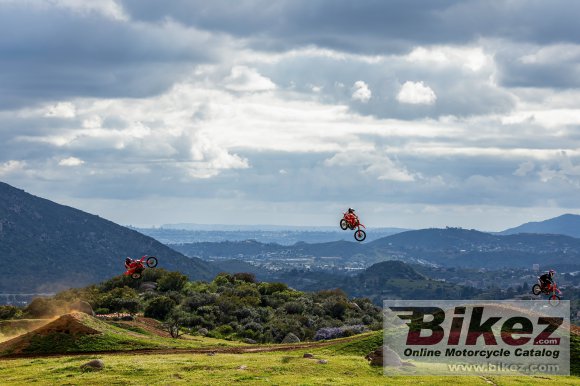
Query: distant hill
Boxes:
[
  {"xmin": 368, "ymin": 227, "xmax": 497, "ymax": 249},
  {"xmin": 174, "ymin": 227, "xmax": 580, "ymax": 270},
  {"xmin": 0, "ymin": 181, "xmax": 215, "ymax": 292},
  {"xmin": 500, "ymin": 213, "xmax": 580, "ymax": 238},
  {"xmin": 368, "ymin": 228, "xmax": 580, "ymax": 268},
  {"xmin": 274, "ymin": 260, "xmax": 480, "ymax": 304}
]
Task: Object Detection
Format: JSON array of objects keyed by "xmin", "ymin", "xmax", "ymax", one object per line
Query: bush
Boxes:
[
  {"xmin": 314, "ymin": 325, "xmax": 367, "ymax": 340},
  {"xmin": 213, "ymin": 273, "xmax": 234, "ymax": 286},
  {"xmin": 158, "ymin": 272, "xmax": 188, "ymax": 292},
  {"xmin": 281, "ymin": 332, "xmax": 300, "ymax": 343},
  {"xmin": 284, "ymin": 301, "xmax": 304, "ymax": 315},
  {"xmin": 233, "ymin": 272, "xmax": 257, "ymax": 283},
  {"xmin": 94, "ymin": 308, "xmax": 110, "ymax": 315},
  {"xmin": 197, "ymin": 328, "xmax": 209, "ymax": 336},
  {"xmin": 144, "ymin": 296, "xmax": 176, "ymax": 320},
  {"xmin": 314, "ymin": 327, "xmax": 343, "ymax": 341},
  {"xmin": 0, "ymin": 305, "xmax": 22, "ymax": 320},
  {"xmin": 258, "ymin": 282, "xmax": 288, "ymax": 295},
  {"xmin": 243, "ymin": 321, "xmax": 263, "ymax": 332}
]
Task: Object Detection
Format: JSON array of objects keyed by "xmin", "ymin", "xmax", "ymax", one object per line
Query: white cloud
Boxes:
[
  {"xmin": 519, "ymin": 44, "xmax": 580, "ymax": 65},
  {"xmin": 58, "ymin": 157, "xmax": 85, "ymax": 166},
  {"xmin": 44, "ymin": 102, "xmax": 76, "ymax": 118},
  {"xmin": 397, "ymin": 81, "xmax": 437, "ymax": 105},
  {"xmin": 538, "ymin": 151, "xmax": 580, "ymax": 184},
  {"xmin": 0, "ymin": 0, "xmax": 129, "ymax": 21},
  {"xmin": 351, "ymin": 81, "xmax": 371, "ymax": 102},
  {"xmin": 224, "ymin": 66, "xmax": 276, "ymax": 92},
  {"xmin": 0, "ymin": 160, "xmax": 26, "ymax": 176},
  {"xmin": 406, "ymin": 46, "xmax": 491, "ymax": 72},
  {"xmin": 324, "ymin": 151, "xmax": 416, "ymax": 182},
  {"xmin": 514, "ymin": 161, "xmax": 535, "ymax": 176}
]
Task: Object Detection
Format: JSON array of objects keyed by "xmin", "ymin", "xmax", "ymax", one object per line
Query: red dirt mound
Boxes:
[{"xmin": 0, "ymin": 312, "xmax": 101, "ymax": 355}]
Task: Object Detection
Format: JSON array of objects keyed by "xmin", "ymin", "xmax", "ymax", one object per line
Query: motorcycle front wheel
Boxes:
[
  {"xmin": 354, "ymin": 229, "xmax": 366, "ymax": 242},
  {"xmin": 146, "ymin": 256, "xmax": 158, "ymax": 268},
  {"xmin": 548, "ymin": 295, "xmax": 560, "ymax": 306}
]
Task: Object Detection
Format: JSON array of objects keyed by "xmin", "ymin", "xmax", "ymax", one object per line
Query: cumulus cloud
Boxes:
[
  {"xmin": 351, "ymin": 81, "xmax": 371, "ymax": 102},
  {"xmin": 2, "ymin": 1, "xmax": 580, "ymax": 229},
  {"xmin": 0, "ymin": 160, "xmax": 26, "ymax": 176},
  {"xmin": 514, "ymin": 161, "xmax": 535, "ymax": 177},
  {"xmin": 224, "ymin": 66, "xmax": 276, "ymax": 92},
  {"xmin": 324, "ymin": 151, "xmax": 416, "ymax": 182},
  {"xmin": 538, "ymin": 151, "xmax": 580, "ymax": 184},
  {"xmin": 0, "ymin": 2, "xmax": 223, "ymax": 109},
  {"xmin": 58, "ymin": 157, "xmax": 84, "ymax": 166},
  {"xmin": 44, "ymin": 102, "xmax": 76, "ymax": 118},
  {"xmin": 397, "ymin": 81, "xmax": 437, "ymax": 105}
]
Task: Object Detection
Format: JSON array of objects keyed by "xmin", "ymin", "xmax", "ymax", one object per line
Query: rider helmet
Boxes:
[
  {"xmin": 348, "ymin": 207, "xmax": 355, "ymax": 213},
  {"xmin": 125, "ymin": 257, "xmax": 132, "ymax": 265},
  {"xmin": 549, "ymin": 269, "xmax": 555, "ymax": 277}
]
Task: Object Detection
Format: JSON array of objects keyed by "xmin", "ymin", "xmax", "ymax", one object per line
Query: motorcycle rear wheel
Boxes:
[
  {"xmin": 131, "ymin": 273, "xmax": 141, "ymax": 279},
  {"xmin": 531, "ymin": 284, "xmax": 542, "ymax": 296},
  {"xmin": 340, "ymin": 219, "xmax": 348, "ymax": 230}
]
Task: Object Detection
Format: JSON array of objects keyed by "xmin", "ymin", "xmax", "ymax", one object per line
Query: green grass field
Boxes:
[
  {"xmin": 0, "ymin": 315, "xmax": 579, "ymax": 385},
  {"xmin": 1, "ymin": 348, "xmax": 579, "ymax": 385}
]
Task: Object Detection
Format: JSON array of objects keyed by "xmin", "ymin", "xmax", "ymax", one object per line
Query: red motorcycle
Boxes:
[
  {"xmin": 531, "ymin": 279, "xmax": 562, "ymax": 306},
  {"xmin": 124, "ymin": 255, "xmax": 158, "ymax": 279},
  {"xmin": 340, "ymin": 212, "xmax": 366, "ymax": 242}
]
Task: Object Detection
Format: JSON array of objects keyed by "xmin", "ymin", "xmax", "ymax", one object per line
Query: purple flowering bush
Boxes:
[{"xmin": 314, "ymin": 324, "xmax": 367, "ymax": 341}]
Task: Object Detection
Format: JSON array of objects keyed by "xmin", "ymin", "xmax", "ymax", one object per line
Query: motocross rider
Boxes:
[
  {"xmin": 539, "ymin": 269, "xmax": 556, "ymax": 291},
  {"xmin": 345, "ymin": 207, "xmax": 359, "ymax": 226}
]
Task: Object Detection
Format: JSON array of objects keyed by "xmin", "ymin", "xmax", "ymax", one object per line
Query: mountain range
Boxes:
[
  {"xmin": 172, "ymin": 227, "xmax": 580, "ymax": 270},
  {"xmin": 0, "ymin": 181, "xmax": 215, "ymax": 292},
  {"xmin": 499, "ymin": 213, "xmax": 580, "ymax": 238},
  {"xmin": 2, "ymin": 179, "xmax": 580, "ymax": 294}
]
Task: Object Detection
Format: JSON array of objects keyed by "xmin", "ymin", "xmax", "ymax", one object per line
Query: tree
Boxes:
[
  {"xmin": 164, "ymin": 308, "xmax": 188, "ymax": 338},
  {"xmin": 158, "ymin": 272, "xmax": 189, "ymax": 292},
  {"xmin": 144, "ymin": 296, "xmax": 176, "ymax": 320}
]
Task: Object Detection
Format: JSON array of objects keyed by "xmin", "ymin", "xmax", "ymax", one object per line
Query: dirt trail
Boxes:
[{"xmin": 0, "ymin": 334, "xmax": 363, "ymax": 360}]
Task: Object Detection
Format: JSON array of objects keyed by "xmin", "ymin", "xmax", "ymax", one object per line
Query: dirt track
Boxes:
[{"xmin": 0, "ymin": 334, "xmax": 364, "ymax": 360}]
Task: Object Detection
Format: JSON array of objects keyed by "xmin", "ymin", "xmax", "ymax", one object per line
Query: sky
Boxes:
[{"xmin": 1, "ymin": 0, "xmax": 580, "ymax": 231}]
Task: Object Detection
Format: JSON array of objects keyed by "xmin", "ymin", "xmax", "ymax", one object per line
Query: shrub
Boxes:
[
  {"xmin": 158, "ymin": 272, "xmax": 188, "ymax": 292},
  {"xmin": 0, "ymin": 305, "xmax": 22, "ymax": 320},
  {"xmin": 258, "ymin": 282, "xmax": 288, "ymax": 295},
  {"xmin": 243, "ymin": 321, "xmax": 263, "ymax": 332},
  {"xmin": 284, "ymin": 301, "xmax": 304, "ymax": 315},
  {"xmin": 233, "ymin": 272, "xmax": 257, "ymax": 283},
  {"xmin": 144, "ymin": 296, "xmax": 176, "ymax": 320},
  {"xmin": 281, "ymin": 332, "xmax": 300, "ymax": 343},
  {"xmin": 314, "ymin": 325, "xmax": 367, "ymax": 340},
  {"xmin": 314, "ymin": 327, "xmax": 343, "ymax": 341}
]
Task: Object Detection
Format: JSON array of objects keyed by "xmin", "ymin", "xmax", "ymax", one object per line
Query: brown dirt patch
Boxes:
[{"xmin": 0, "ymin": 313, "xmax": 100, "ymax": 355}]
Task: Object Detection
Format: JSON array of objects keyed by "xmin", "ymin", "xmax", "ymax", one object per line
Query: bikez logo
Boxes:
[
  {"xmin": 383, "ymin": 300, "xmax": 570, "ymax": 376},
  {"xmin": 391, "ymin": 306, "xmax": 562, "ymax": 346}
]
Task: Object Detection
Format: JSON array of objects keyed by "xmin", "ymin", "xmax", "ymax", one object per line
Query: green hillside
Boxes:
[{"xmin": 0, "ymin": 181, "xmax": 216, "ymax": 292}]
